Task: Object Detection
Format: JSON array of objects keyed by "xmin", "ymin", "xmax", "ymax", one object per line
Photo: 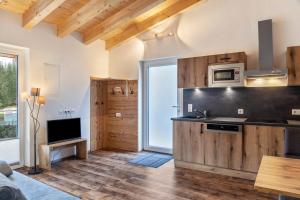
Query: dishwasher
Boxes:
[{"xmin": 205, "ymin": 123, "xmax": 243, "ymax": 134}]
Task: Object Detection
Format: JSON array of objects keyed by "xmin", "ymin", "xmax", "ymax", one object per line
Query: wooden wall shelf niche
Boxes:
[{"xmin": 90, "ymin": 78, "xmax": 138, "ymax": 152}]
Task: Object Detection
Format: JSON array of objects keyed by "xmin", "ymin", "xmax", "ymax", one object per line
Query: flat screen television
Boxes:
[{"xmin": 47, "ymin": 118, "xmax": 81, "ymax": 144}]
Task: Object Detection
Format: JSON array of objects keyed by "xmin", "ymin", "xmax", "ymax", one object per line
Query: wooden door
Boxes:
[
  {"xmin": 287, "ymin": 46, "xmax": 300, "ymax": 86},
  {"xmin": 204, "ymin": 130, "xmax": 242, "ymax": 170},
  {"xmin": 177, "ymin": 56, "xmax": 208, "ymax": 88},
  {"xmin": 173, "ymin": 121, "xmax": 205, "ymax": 164},
  {"xmin": 242, "ymin": 125, "xmax": 285, "ymax": 172},
  {"xmin": 90, "ymin": 80, "xmax": 107, "ymax": 151},
  {"xmin": 208, "ymin": 52, "xmax": 247, "ymax": 65}
]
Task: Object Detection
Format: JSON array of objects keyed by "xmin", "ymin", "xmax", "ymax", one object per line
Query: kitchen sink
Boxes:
[{"xmin": 180, "ymin": 116, "xmax": 206, "ymax": 119}]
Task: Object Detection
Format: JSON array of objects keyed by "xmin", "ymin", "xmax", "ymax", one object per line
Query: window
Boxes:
[
  {"xmin": 0, "ymin": 52, "xmax": 20, "ymax": 165},
  {"xmin": 0, "ymin": 54, "xmax": 18, "ymax": 140}
]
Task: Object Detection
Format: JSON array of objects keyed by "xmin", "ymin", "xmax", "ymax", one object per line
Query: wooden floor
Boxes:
[{"xmin": 18, "ymin": 151, "xmax": 277, "ymax": 200}]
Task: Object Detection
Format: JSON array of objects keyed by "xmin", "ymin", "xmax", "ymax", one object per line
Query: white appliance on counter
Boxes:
[{"xmin": 208, "ymin": 63, "xmax": 245, "ymax": 87}]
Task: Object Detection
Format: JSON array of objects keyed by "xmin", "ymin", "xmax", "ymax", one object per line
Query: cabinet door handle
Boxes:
[
  {"xmin": 289, "ymin": 49, "xmax": 296, "ymax": 76},
  {"xmin": 220, "ymin": 57, "xmax": 231, "ymax": 61},
  {"xmin": 200, "ymin": 124, "xmax": 203, "ymax": 134}
]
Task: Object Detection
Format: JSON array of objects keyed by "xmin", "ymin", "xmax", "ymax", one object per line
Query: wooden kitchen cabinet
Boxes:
[
  {"xmin": 287, "ymin": 46, "xmax": 300, "ymax": 86},
  {"xmin": 173, "ymin": 121, "xmax": 205, "ymax": 164},
  {"xmin": 177, "ymin": 52, "xmax": 247, "ymax": 88},
  {"xmin": 177, "ymin": 56, "xmax": 208, "ymax": 88},
  {"xmin": 242, "ymin": 125, "xmax": 285, "ymax": 173},
  {"xmin": 204, "ymin": 130, "xmax": 242, "ymax": 170},
  {"xmin": 208, "ymin": 52, "xmax": 247, "ymax": 65}
]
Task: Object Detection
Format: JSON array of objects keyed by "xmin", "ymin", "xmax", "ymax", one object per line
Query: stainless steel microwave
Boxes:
[{"xmin": 208, "ymin": 63, "xmax": 245, "ymax": 87}]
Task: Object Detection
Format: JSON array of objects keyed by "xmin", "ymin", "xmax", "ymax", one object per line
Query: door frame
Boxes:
[
  {"xmin": 0, "ymin": 44, "xmax": 28, "ymax": 167},
  {"xmin": 140, "ymin": 57, "xmax": 178, "ymax": 154}
]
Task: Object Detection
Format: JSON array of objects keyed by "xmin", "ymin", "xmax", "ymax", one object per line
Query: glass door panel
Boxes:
[
  {"xmin": 143, "ymin": 58, "xmax": 178, "ymax": 154},
  {"xmin": 0, "ymin": 54, "xmax": 19, "ymax": 165}
]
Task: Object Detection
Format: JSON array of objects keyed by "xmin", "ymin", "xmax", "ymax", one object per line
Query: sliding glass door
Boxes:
[
  {"xmin": 0, "ymin": 53, "xmax": 20, "ymax": 165},
  {"xmin": 142, "ymin": 58, "xmax": 178, "ymax": 154}
]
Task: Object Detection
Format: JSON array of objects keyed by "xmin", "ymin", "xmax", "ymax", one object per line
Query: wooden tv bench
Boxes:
[{"xmin": 39, "ymin": 138, "xmax": 87, "ymax": 170}]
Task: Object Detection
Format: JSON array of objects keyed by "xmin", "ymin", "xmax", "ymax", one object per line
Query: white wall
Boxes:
[
  {"xmin": 0, "ymin": 10, "xmax": 109, "ymax": 166},
  {"xmin": 109, "ymin": 0, "xmax": 300, "ymax": 79},
  {"xmin": 109, "ymin": 38, "xmax": 144, "ymax": 79}
]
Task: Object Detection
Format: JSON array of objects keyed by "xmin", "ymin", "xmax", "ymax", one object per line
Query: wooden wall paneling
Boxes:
[
  {"xmin": 98, "ymin": 80, "xmax": 108, "ymax": 150},
  {"xmin": 90, "ymin": 80, "xmax": 107, "ymax": 151},
  {"xmin": 90, "ymin": 80, "xmax": 99, "ymax": 152},
  {"xmin": 242, "ymin": 125, "xmax": 286, "ymax": 173},
  {"xmin": 105, "ymin": 80, "xmax": 138, "ymax": 151},
  {"xmin": 91, "ymin": 79, "xmax": 138, "ymax": 152},
  {"xmin": 177, "ymin": 56, "xmax": 208, "ymax": 88},
  {"xmin": 287, "ymin": 46, "xmax": 300, "ymax": 86},
  {"xmin": 204, "ymin": 131, "xmax": 242, "ymax": 170}
]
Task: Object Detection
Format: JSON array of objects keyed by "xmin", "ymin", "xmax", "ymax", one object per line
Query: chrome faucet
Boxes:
[{"xmin": 193, "ymin": 109, "xmax": 208, "ymax": 119}]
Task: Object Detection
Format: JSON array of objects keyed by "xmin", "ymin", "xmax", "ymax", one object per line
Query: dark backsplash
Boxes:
[{"xmin": 183, "ymin": 86, "xmax": 300, "ymax": 120}]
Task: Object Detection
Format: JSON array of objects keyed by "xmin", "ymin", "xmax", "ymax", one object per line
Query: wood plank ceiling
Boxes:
[{"xmin": 0, "ymin": 0, "xmax": 202, "ymax": 49}]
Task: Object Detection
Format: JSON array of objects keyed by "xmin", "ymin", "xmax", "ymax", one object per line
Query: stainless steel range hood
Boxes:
[{"xmin": 245, "ymin": 19, "xmax": 288, "ymax": 79}]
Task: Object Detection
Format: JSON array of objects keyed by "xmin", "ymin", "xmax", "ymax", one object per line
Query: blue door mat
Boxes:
[{"xmin": 129, "ymin": 153, "xmax": 173, "ymax": 168}]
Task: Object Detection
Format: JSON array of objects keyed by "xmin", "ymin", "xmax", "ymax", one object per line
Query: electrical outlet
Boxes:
[
  {"xmin": 58, "ymin": 108, "xmax": 75, "ymax": 115},
  {"xmin": 116, "ymin": 113, "xmax": 122, "ymax": 118},
  {"xmin": 238, "ymin": 109, "xmax": 244, "ymax": 115},
  {"xmin": 188, "ymin": 104, "xmax": 193, "ymax": 112},
  {"xmin": 292, "ymin": 109, "xmax": 300, "ymax": 115}
]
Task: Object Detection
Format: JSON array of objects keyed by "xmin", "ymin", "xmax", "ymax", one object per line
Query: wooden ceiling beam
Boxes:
[
  {"xmin": 105, "ymin": 0, "xmax": 201, "ymax": 50},
  {"xmin": 23, "ymin": 0, "xmax": 67, "ymax": 29},
  {"xmin": 83, "ymin": 0, "xmax": 165, "ymax": 45},
  {"xmin": 57, "ymin": 0, "xmax": 121, "ymax": 38}
]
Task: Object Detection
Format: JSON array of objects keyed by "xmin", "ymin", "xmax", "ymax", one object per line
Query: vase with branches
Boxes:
[{"xmin": 21, "ymin": 88, "xmax": 46, "ymax": 175}]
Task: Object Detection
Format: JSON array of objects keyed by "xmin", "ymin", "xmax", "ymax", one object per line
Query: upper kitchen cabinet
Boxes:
[
  {"xmin": 178, "ymin": 56, "xmax": 208, "ymax": 88},
  {"xmin": 177, "ymin": 52, "xmax": 247, "ymax": 88},
  {"xmin": 208, "ymin": 52, "xmax": 247, "ymax": 65},
  {"xmin": 287, "ymin": 46, "xmax": 300, "ymax": 86}
]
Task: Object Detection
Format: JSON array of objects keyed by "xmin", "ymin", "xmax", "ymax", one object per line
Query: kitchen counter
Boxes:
[
  {"xmin": 172, "ymin": 117, "xmax": 288, "ymax": 180},
  {"xmin": 171, "ymin": 117, "xmax": 300, "ymax": 128}
]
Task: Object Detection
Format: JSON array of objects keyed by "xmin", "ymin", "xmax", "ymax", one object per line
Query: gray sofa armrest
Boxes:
[
  {"xmin": 0, "ymin": 173, "xmax": 27, "ymax": 200},
  {"xmin": 0, "ymin": 160, "xmax": 12, "ymax": 177}
]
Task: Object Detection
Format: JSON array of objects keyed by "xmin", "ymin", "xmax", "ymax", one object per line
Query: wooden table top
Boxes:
[{"xmin": 255, "ymin": 156, "xmax": 300, "ymax": 198}]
